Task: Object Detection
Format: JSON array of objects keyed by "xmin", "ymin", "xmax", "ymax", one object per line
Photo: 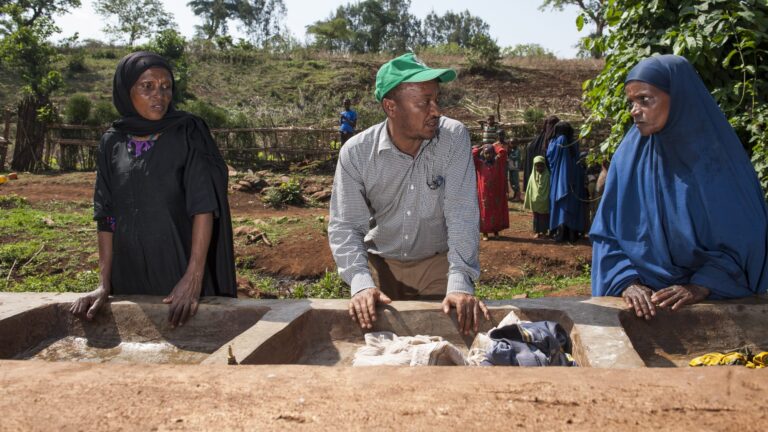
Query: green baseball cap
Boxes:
[{"xmin": 374, "ymin": 53, "xmax": 457, "ymax": 102}]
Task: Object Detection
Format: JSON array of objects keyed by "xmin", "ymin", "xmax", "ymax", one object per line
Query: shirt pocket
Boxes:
[{"xmin": 420, "ymin": 185, "xmax": 444, "ymax": 218}]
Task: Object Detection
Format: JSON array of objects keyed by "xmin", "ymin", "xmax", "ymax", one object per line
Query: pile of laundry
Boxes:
[
  {"xmin": 352, "ymin": 311, "xmax": 577, "ymax": 367},
  {"xmin": 689, "ymin": 348, "xmax": 768, "ymax": 368}
]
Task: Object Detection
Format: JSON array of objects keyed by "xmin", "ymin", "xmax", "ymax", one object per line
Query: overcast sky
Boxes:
[{"xmin": 55, "ymin": 0, "xmax": 585, "ymax": 58}]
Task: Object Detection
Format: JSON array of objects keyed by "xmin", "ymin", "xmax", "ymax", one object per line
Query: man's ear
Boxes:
[{"xmin": 382, "ymin": 98, "xmax": 396, "ymax": 117}]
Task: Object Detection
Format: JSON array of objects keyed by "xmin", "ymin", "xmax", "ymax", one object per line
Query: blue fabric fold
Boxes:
[
  {"xmin": 590, "ymin": 54, "xmax": 768, "ymax": 299},
  {"xmin": 546, "ymin": 134, "xmax": 583, "ymax": 231}
]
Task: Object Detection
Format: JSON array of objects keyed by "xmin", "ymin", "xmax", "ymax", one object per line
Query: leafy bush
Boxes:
[
  {"xmin": 467, "ymin": 34, "xmax": 502, "ymax": 73},
  {"xmin": 66, "ymin": 50, "xmax": 87, "ymax": 73},
  {"xmin": 262, "ymin": 179, "xmax": 304, "ymax": 207},
  {"xmin": 502, "ymin": 43, "xmax": 556, "ymax": 59},
  {"xmin": 0, "ymin": 194, "xmax": 29, "ymax": 209},
  {"xmin": 179, "ymin": 99, "xmax": 229, "ymax": 128},
  {"xmin": 89, "ymin": 100, "xmax": 119, "ymax": 126},
  {"xmin": 64, "ymin": 94, "xmax": 92, "ymax": 124}
]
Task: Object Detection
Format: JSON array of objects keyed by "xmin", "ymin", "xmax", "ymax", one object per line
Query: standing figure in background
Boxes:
[
  {"xmin": 473, "ymin": 143, "xmax": 509, "ymax": 240},
  {"xmin": 339, "ymin": 98, "xmax": 358, "ymax": 145},
  {"xmin": 478, "ymin": 114, "xmax": 499, "ymax": 146},
  {"xmin": 507, "ymin": 136, "xmax": 521, "ymax": 202},
  {"xmin": 546, "ymin": 121, "xmax": 583, "ymax": 243},
  {"xmin": 523, "ymin": 115, "xmax": 559, "ymax": 191},
  {"xmin": 523, "ymin": 155, "xmax": 551, "ymax": 238}
]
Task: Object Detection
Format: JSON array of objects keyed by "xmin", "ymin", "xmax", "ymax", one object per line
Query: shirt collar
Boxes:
[{"xmin": 377, "ymin": 119, "xmax": 435, "ymax": 156}]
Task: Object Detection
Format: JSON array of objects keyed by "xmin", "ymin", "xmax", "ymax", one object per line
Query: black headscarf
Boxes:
[
  {"xmin": 111, "ymin": 51, "xmax": 189, "ymax": 136},
  {"xmin": 523, "ymin": 115, "xmax": 559, "ymax": 190}
]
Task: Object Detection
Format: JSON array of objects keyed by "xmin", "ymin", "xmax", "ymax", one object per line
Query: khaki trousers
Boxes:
[{"xmin": 368, "ymin": 252, "xmax": 448, "ymax": 300}]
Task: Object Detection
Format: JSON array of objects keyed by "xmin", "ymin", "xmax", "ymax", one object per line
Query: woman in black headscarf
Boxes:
[
  {"xmin": 523, "ymin": 115, "xmax": 559, "ymax": 191},
  {"xmin": 70, "ymin": 52, "xmax": 236, "ymax": 327}
]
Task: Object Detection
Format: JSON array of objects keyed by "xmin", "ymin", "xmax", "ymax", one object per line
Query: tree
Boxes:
[
  {"xmin": 467, "ymin": 33, "xmax": 502, "ymax": 73},
  {"xmin": 94, "ymin": 0, "xmax": 175, "ymax": 46},
  {"xmin": 502, "ymin": 43, "xmax": 556, "ymax": 59},
  {"xmin": 307, "ymin": 0, "xmax": 421, "ymax": 53},
  {"xmin": 422, "ymin": 9, "xmax": 489, "ymax": 48},
  {"xmin": 540, "ymin": 0, "xmax": 607, "ymax": 58},
  {"xmin": 187, "ymin": 0, "xmax": 285, "ymax": 44},
  {"xmin": 581, "ymin": 0, "xmax": 768, "ymax": 191},
  {"xmin": 1, "ymin": 0, "xmax": 77, "ymax": 171}
]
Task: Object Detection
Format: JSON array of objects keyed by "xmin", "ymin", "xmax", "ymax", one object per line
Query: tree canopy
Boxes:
[
  {"xmin": 581, "ymin": 0, "xmax": 768, "ymax": 189},
  {"xmin": 187, "ymin": 0, "xmax": 285, "ymax": 43},
  {"xmin": 94, "ymin": 0, "xmax": 176, "ymax": 46},
  {"xmin": 307, "ymin": 0, "xmax": 420, "ymax": 53},
  {"xmin": 422, "ymin": 9, "xmax": 490, "ymax": 48},
  {"xmin": 540, "ymin": 0, "xmax": 607, "ymax": 58}
]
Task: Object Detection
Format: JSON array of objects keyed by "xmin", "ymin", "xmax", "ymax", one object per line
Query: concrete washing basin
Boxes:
[
  {"xmin": 619, "ymin": 302, "xmax": 768, "ymax": 367},
  {"xmin": 234, "ymin": 301, "xmax": 589, "ymax": 366},
  {"xmin": 0, "ymin": 296, "xmax": 268, "ymax": 364}
]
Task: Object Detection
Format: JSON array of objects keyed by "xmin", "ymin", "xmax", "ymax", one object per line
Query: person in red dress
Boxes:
[{"xmin": 473, "ymin": 142, "xmax": 510, "ymax": 240}]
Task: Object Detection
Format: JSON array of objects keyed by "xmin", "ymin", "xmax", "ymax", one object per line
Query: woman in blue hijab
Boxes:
[
  {"xmin": 590, "ymin": 55, "xmax": 768, "ymax": 319},
  {"xmin": 546, "ymin": 121, "xmax": 584, "ymax": 242}
]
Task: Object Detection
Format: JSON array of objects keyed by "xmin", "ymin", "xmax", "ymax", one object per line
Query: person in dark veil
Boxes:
[
  {"xmin": 69, "ymin": 51, "xmax": 236, "ymax": 327},
  {"xmin": 590, "ymin": 55, "xmax": 768, "ymax": 320},
  {"xmin": 546, "ymin": 121, "xmax": 582, "ymax": 243},
  {"xmin": 523, "ymin": 115, "xmax": 559, "ymax": 191}
]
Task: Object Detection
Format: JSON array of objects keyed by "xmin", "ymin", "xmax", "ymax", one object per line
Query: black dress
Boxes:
[{"xmin": 93, "ymin": 117, "xmax": 236, "ymax": 296}]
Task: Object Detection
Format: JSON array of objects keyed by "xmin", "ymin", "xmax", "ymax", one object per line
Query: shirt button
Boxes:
[
  {"xmin": 406, "ymin": 210, "xmax": 411, "ymax": 216},
  {"xmin": 410, "ymin": 184, "xmax": 414, "ymax": 190},
  {"xmin": 403, "ymin": 253, "xmax": 408, "ymax": 257},
  {"xmin": 404, "ymin": 235, "xmax": 409, "ymax": 240}
]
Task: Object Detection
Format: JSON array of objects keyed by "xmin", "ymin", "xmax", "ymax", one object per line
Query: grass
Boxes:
[
  {"xmin": 476, "ymin": 272, "xmax": 591, "ymax": 300},
  {"xmin": 0, "ymin": 196, "xmax": 98, "ymax": 292}
]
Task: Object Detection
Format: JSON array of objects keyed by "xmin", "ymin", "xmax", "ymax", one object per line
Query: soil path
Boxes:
[
  {"xmin": 1, "ymin": 173, "xmax": 592, "ymax": 291},
  {"xmin": 0, "ymin": 361, "xmax": 764, "ymax": 431}
]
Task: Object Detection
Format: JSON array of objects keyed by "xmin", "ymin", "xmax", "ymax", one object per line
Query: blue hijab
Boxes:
[
  {"xmin": 546, "ymin": 122, "xmax": 583, "ymax": 231},
  {"xmin": 590, "ymin": 55, "xmax": 768, "ymax": 299}
]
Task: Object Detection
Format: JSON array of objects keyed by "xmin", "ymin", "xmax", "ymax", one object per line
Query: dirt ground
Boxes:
[
  {"xmin": 0, "ymin": 172, "xmax": 592, "ymax": 293},
  {"xmin": 0, "ymin": 361, "xmax": 765, "ymax": 431}
]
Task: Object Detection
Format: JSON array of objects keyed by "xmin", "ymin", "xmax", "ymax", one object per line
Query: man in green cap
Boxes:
[{"xmin": 328, "ymin": 53, "xmax": 489, "ymax": 335}]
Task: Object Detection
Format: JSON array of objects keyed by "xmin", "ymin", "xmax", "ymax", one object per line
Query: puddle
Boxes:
[{"xmin": 21, "ymin": 336, "xmax": 211, "ymax": 364}]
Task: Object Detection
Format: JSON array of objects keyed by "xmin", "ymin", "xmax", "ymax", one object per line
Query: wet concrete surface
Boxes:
[{"xmin": 0, "ymin": 295, "xmax": 268, "ymax": 364}]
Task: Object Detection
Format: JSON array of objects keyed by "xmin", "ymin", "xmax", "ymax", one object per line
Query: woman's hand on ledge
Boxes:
[
  {"xmin": 652, "ymin": 284, "xmax": 710, "ymax": 311},
  {"xmin": 622, "ymin": 283, "xmax": 656, "ymax": 320}
]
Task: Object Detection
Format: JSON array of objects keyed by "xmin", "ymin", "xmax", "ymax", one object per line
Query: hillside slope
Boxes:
[{"xmin": 0, "ymin": 48, "xmax": 602, "ymax": 130}]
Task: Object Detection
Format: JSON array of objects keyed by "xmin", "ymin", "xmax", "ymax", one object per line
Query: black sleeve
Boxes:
[{"xmin": 94, "ymin": 133, "xmax": 115, "ymax": 232}]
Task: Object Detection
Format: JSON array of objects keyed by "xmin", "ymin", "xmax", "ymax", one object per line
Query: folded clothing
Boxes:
[
  {"xmin": 352, "ymin": 331, "xmax": 467, "ymax": 366},
  {"xmin": 689, "ymin": 349, "xmax": 767, "ymax": 368},
  {"xmin": 483, "ymin": 320, "xmax": 576, "ymax": 367}
]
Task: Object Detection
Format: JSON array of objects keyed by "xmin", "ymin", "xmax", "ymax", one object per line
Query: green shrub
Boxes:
[
  {"xmin": 89, "ymin": 100, "xmax": 119, "ymax": 126},
  {"xmin": 180, "ymin": 99, "xmax": 229, "ymax": 128},
  {"xmin": 262, "ymin": 179, "xmax": 304, "ymax": 207},
  {"xmin": 65, "ymin": 94, "xmax": 92, "ymax": 124},
  {"xmin": 67, "ymin": 50, "xmax": 87, "ymax": 74},
  {"xmin": 467, "ymin": 34, "xmax": 502, "ymax": 73},
  {"xmin": 0, "ymin": 194, "xmax": 29, "ymax": 209}
]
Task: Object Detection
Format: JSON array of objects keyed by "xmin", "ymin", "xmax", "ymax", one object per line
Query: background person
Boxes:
[
  {"xmin": 70, "ymin": 52, "xmax": 236, "ymax": 327},
  {"xmin": 473, "ymin": 143, "xmax": 509, "ymax": 241},
  {"xmin": 328, "ymin": 53, "xmax": 489, "ymax": 335},
  {"xmin": 478, "ymin": 114, "xmax": 499, "ymax": 146},
  {"xmin": 590, "ymin": 55, "xmax": 768, "ymax": 320},
  {"xmin": 523, "ymin": 155, "xmax": 551, "ymax": 238},
  {"xmin": 523, "ymin": 115, "xmax": 559, "ymax": 191},
  {"xmin": 546, "ymin": 121, "xmax": 583, "ymax": 243},
  {"xmin": 339, "ymin": 98, "xmax": 357, "ymax": 145}
]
